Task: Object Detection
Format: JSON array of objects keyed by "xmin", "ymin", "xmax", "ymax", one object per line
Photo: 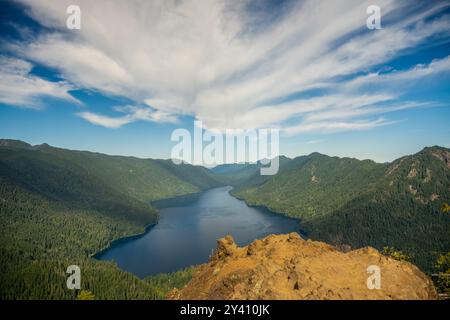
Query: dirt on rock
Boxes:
[{"xmin": 168, "ymin": 233, "xmax": 437, "ymax": 300}]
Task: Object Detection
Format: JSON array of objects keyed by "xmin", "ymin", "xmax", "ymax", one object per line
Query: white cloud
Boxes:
[
  {"xmin": 76, "ymin": 111, "xmax": 130, "ymax": 129},
  {"xmin": 77, "ymin": 104, "xmax": 178, "ymax": 128},
  {"xmin": 8, "ymin": 0, "xmax": 450, "ymax": 131},
  {"xmin": 343, "ymin": 55, "xmax": 450, "ymax": 91},
  {"xmin": 0, "ymin": 56, "xmax": 78, "ymax": 108},
  {"xmin": 285, "ymin": 118, "xmax": 397, "ymax": 135},
  {"xmin": 306, "ymin": 140, "xmax": 323, "ymax": 145}
]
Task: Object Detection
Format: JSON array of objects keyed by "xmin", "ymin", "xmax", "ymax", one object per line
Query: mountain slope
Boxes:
[
  {"xmin": 0, "ymin": 146, "xmax": 157, "ymax": 225},
  {"xmin": 0, "ymin": 139, "xmax": 220, "ymax": 299},
  {"xmin": 212, "ymin": 156, "xmax": 291, "ymax": 187},
  {"xmin": 303, "ymin": 146, "xmax": 450, "ymax": 271},
  {"xmin": 155, "ymin": 159, "xmax": 222, "ymax": 191},
  {"xmin": 232, "ymin": 153, "xmax": 387, "ymax": 220},
  {"xmin": 232, "ymin": 147, "xmax": 450, "ymax": 272}
]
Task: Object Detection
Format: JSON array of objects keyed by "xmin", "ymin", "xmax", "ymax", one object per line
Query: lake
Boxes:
[{"xmin": 96, "ymin": 186, "xmax": 301, "ymax": 278}]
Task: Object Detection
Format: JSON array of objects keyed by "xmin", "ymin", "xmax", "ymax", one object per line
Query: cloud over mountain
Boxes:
[{"xmin": 3, "ymin": 0, "xmax": 450, "ymax": 132}]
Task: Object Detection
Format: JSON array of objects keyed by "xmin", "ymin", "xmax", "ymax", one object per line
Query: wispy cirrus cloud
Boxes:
[
  {"xmin": 343, "ymin": 55, "xmax": 450, "ymax": 92},
  {"xmin": 76, "ymin": 111, "xmax": 130, "ymax": 129},
  {"xmin": 77, "ymin": 105, "xmax": 178, "ymax": 128},
  {"xmin": 4, "ymin": 0, "xmax": 450, "ymax": 132},
  {"xmin": 0, "ymin": 56, "xmax": 79, "ymax": 108},
  {"xmin": 306, "ymin": 139, "xmax": 323, "ymax": 145},
  {"xmin": 285, "ymin": 118, "xmax": 399, "ymax": 135}
]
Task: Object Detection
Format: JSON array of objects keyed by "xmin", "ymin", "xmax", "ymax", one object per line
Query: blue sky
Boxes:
[{"xmin": 0, "ymin": 0, "xmax": 449, "ymax": 162}]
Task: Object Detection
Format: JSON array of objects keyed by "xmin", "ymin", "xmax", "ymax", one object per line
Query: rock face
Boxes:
[{"xmin": 169, "ymin": 233, "xmax": 437, "ymax": 300}]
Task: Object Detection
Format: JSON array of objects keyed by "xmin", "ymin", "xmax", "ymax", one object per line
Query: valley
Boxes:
[
  {"xmin": 96, "ymin": 186, "xmax": 301, "ymax": 277},
  {"xmin": 0, "ymin": 139, "xmax": 449, "ymax": 299}
]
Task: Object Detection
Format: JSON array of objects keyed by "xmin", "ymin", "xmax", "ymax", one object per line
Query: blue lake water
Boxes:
[{"xmin": 96, "ymin": 186, "xmax": 301, "ymax": 278}]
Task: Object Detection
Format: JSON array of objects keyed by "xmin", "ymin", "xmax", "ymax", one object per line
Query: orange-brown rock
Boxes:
[{"xmin": 169, "ymin": 233, "xmax": 437, "ymax": 300}]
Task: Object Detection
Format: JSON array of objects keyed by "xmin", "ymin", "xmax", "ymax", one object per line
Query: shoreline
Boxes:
[
  {"xmin": 92, "ymin": 185, "xmax": 308, "ymax": 265},
  {"xmin": 91, "ymin": 189, "xmax": 208, "ymax": 259},
  {"xmin": 91, "ymin": 222, "xmax": 158, "ymax": 259},
  {"xmin": 228, "ymin": 189, "xmax": 309, "ymax": 238},
  {"xmin": 150, "ymin": 190, "xmax": 204, "ymax": 209}
]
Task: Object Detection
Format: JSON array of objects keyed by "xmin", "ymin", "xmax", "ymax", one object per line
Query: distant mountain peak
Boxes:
[
  {"xmin": 35, "ymin": 143, "xmax": 52, "ymax": 150},
  {"xmin": 0, "ymin": 139, "xmax": 32, "ymax": 149},
  {"xmin": 0, "ymin": 139, "xmax": 58, "ymax": 152},
  {"xmin": 418, "ymin": 145, "xmax": 449, "ymax": 155},
  {"xmin": 308, "ymin": 152, "xmax": 325, "ymax": 157}
]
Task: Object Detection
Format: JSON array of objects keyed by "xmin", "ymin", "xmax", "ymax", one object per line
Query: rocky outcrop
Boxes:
[{"xmin": 169, "ymin": 233, "xmax": 437, "ymax": 300}]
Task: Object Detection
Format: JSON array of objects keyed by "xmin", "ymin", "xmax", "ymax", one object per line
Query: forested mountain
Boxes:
[
  {"xmin": 232, "ymin": 153, "xmax": 387, "ymax": 219},
  {"xmin": 0, "ymin": 139, "xmax": 222, "ymax": 203},
  {"xmin": 233, "ymin": 147, "xmax": 450, "ymax": 272},
  {"xmin": 212, "ymin": 156, "xmax": 291, "ymax": 187},
  {"xmin": 1, "ymin": 139, "xmax": 448, "ymax": 299},
  {"xmin": 0, "ymin": 139, "xmax": 221, "ymax": 299},
  {"xmin": 154, "ymin": 159, "xmax": 221, "ymax": 191}
]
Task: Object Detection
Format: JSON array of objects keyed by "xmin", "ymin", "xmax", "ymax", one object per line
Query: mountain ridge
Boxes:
[
  {"xmin": 232, "ymin": 145, "xmax": 450, "ymax": 272},
  {"xmin": 0, "ymin": 139, "xmax": 448, "ymax": 299},
  {"xmin": 0, "ymin": 138, "xmax": 222, "ymax": 299}
]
